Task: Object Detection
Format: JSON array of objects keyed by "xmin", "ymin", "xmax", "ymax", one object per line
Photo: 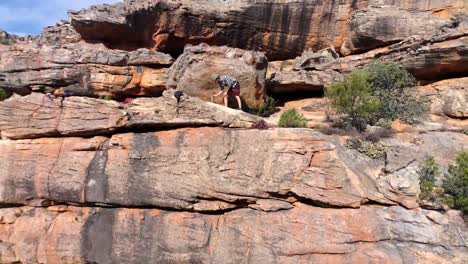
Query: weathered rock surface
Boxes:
[
  {"xmin": 0, "ymin": 92, "xmax": 260, "ymax": 139},
  {"xmin": 266, "ymin": 48, "xmax": 343, "ymax": 95},
  {"xmin": 379, "ymin": 131, "xmax": 468, "ymax": 208},
  {"xmin": 68, "ymin": 0, "xmax": 467, "ymax": 60},
  {"xmin": 0, "ymin": 205, "xmax": 466, "ymax": 264},
  {"xmin": 36, "ymin": 21, "xmax": 82, "ymax": 46},
  {"xmin": 167, "ymin": 44, "xmax": 268, "ymax": 107},
  {"xmin": 0, "ymin": 127, "xmax": 386, "ymax": 209},
  {"xmin": 336, "ymin": 22, "xmax": 468, "ymax": 81},
  {"xmin": 419, "ymin": 77, "xmax": 468, "ymax": 119},
  {"xmin": 1, "ymin": 115, "xmax": 466, "ymax": 211},
  {"xmin": 0, "ymin": 42, "xmax": 173, "ymax": 96},
  {"xmin": 340, "ymin": 3, "xmax": 464, "ymax": 55},
  {"xmin": 267, "ymin": 14, "xmax": 468, "ymax": 95}
]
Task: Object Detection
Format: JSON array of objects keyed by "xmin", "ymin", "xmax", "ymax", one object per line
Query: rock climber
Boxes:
[
  {"xmin": 210, "ymin": 74, "xmax": 242, "ymax": 110},
  {"xmin": 173, "ymin": 90, "xmax": 185, "ymax": 114}
]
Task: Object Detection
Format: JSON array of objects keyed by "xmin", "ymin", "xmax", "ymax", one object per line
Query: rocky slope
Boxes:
[{"xmin": 0, "ymin": 0, "xmax": 467, "ymax": 263}]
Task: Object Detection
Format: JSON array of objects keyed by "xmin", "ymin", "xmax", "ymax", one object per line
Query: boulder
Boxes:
[
  {"xmin": 294, "ymin": 47, "xmax": 340, "ymax": 71},
  {"xmin": 0, "ymin": 205, "xmax": 466, "ymax": 263},
  {"xmin": 166, "ymin": 44, "xmax": 268, "ymax": 107}
]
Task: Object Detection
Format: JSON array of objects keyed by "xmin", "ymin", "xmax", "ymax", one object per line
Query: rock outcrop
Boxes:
[{"xmin": 0, "ymin": 42, "xmax": 174, "ymax": 97}]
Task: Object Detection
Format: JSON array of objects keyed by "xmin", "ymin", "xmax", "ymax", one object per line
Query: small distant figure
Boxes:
[
  {"xmin": 54, "ymin": 88, "xmax": 73, "ymax": 98},
  {"xmin": 211, "ymin": 74, "xmax": 242, "ymax": 110},
  {"xmin": 46, "ymin": 92, "xmax": 55, "ymax": 101},
  {"xmin": 136, "ymin": 66, "xmax": 143, "ymax": 74},
  {"xmin": 173, "ymin": 90, "xmax": 185, "ymax": 114},
  {"xmin": 53, "ymin": 88, "xmax": 67, "ymax": 108}
]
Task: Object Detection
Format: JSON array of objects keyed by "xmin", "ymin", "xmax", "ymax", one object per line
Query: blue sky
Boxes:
[{"xmin": 0, "ymin": 0, "xmax": 122, "ymax": 36}]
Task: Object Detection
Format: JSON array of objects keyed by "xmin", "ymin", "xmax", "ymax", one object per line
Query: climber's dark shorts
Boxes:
[{"xmin": 229, "ymin": 82, "xmax": 240, "ymax": 96}]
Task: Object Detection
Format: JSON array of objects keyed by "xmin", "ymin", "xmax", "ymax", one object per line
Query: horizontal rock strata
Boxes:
[
  {"xmin": 0, "ymin": 92, "xmax": 260, "ymax": 139},
  {"xmin": 0, "ymin": 205, "xmax": 466, "ymax": 263},
  {"xmin": 0, "ymin": 42, "xmax": 174, "ymax": 97}
]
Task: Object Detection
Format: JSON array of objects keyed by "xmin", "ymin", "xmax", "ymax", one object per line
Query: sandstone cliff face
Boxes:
[
  {"xmin": 0, "ymin": 0, "xmax": 467, "ymax": 263},
  {"xmin": 0, "ymin": 94, "xmax": 467, "ymax": 263},
  {"xmin": 68, "ymin": 0, "xmax": 466, "ymax": 59},
  {"xmin": 1, "ymin": 205, "xmax": 466, "ymax": 264}
]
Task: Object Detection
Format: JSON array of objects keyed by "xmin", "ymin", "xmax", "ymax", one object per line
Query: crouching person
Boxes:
[{"xmin": 210, "ymin": 73, "xmax": 242, "ymax": 110}]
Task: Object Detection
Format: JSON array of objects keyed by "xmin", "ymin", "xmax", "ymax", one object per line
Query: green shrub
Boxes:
[
  {"xmin": 326, "ymin": 70, "xmax": 380, "ymax": 132},
  {"xmin": 0, "ymin": 88, "xmax": 9, "ymax": 101},
  {"xmin": 418, "ymin": 157, "xmax": 441, "ymax": 183},
  {"xmin": 326, "ymin": 62, "xmax": 428, "ymax": 131},
  {"xmin": 251, "ymin": 96, "xmax": 277, "ymax": 117},
  {"xmin": 366, "ymin": 61, "xmax": 427, "ymax": 124},
  {"xmin": 279, "ymin": 108, "xmax": 307, "ymax": 128},
  {"xmin": 345, "ymin": 138, "xmax": 386, "ymax": 159},
  {"xmin": 99, "ymin": 95, "xmax": 112, "ymax": 100},
  {"xmin": 417, "ymin": 157, "xmax": 441, "ymax": 200},
  {"xmin": 443, "ymin": 151, "xmax": 468, "ymax": 213}
]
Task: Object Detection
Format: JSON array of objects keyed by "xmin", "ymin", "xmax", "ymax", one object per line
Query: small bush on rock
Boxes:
[
  {"xmin": 0, "ymin": 88, "xmax": 9, "ymax": 101},
  {"xmin": 418, "ymin": 157, "xmax": 441, "ymax": 200},
  {"xmin": 417, "ymin": 152, "xmax": 468, "ymax": 213},
  {"xmin": 279, "ymin": 108, "xmax": 307, "ymax": 128},
  {"xmin": 252, "ymin": 96, "xmax": 277, "ymax": 117},
  {"xmin": 443, "ymin": 151, "xmax": 468, "ymax": 213},
  {"xmin": 345, "ymin": 138, "xmax": 386, "ymax": 159},
  {"xmin": 325, "ymin": 70, "xmax": 380, "ymax": 132},
  {"xmin": 367, "ymin": 61, "xmax": 427, "ymax": 124}
]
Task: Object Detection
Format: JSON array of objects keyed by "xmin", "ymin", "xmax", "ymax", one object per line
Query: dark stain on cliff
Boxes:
[
  {"xmin": 128, "ymin": 133, "xmax": 161, "ymax": 205},
  {"xmin": 8, "ymin": 156, "xmax": 37, "ymax": 203},
  {"xmin": 294, "ymin": 0, "xmax": 314, "ymax": 53},
  {"xmin": 81, "ymin": 208, "xmax": 115, "ymax": 264},
  {"xmin": 84, "ymin": 139, "xmax": 110, "ymax": 203}
]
